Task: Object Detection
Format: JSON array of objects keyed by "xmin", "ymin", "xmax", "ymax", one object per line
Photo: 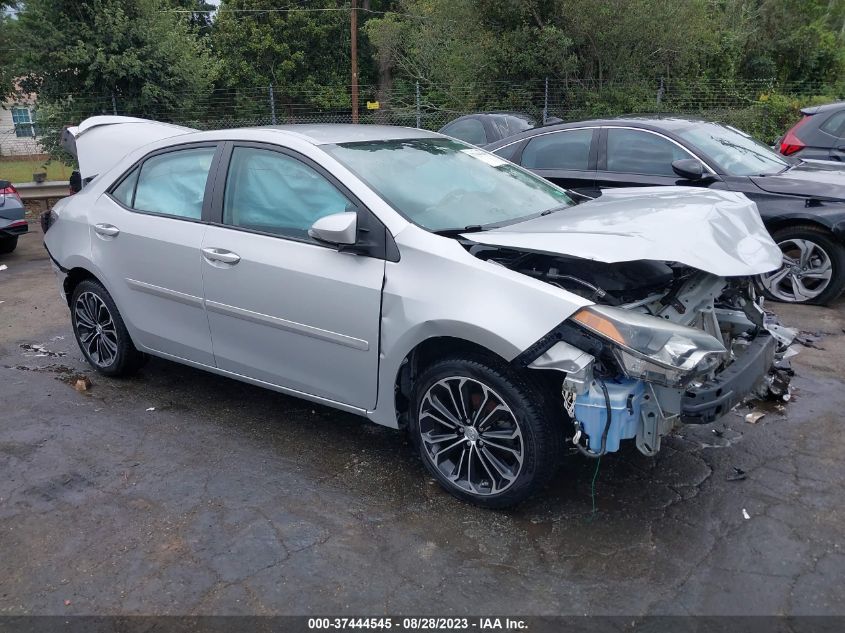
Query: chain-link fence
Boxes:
[{"xmin": 2, "ymin": 78, "xmax": 843, "ymax": 176}]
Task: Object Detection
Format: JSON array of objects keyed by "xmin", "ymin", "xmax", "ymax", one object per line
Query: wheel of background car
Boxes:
[
  {"xmin": 0, "ymin": 235, "xmax": 18, "ymax": 254},
  {"xmin": 70, "ymin": 279, "xmax": 147, "ymax": 376},
  {"xmin": 757, "ymin": 225, "xmax": 845, "ymax": 305},
  {"xmin": 409, "ymin": 355, "xmax": 561, "ymax": 508}
]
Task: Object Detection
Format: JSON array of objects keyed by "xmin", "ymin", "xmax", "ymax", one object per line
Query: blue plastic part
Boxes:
[{"xmin": 574, "ymin": 378, "xmax": 646, "ymax": 453}]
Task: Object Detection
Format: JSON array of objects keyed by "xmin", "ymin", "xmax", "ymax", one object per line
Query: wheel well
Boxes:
[
  {"xmin": 393, "ymin": 336, "xmax": 562, "ymax": 428},
  {"xmin": 62, "ymin": 267, "xmax": 99, "ymax": 306},
  {"xmin": 394, "ymin": 337, "xmax": 504, "ymax": 426},
  {"xmin": 766, "ymin": 219, "xmax": 837, "ymax": 239}
]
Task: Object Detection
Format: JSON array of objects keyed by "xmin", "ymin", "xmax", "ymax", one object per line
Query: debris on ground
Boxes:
[
  {"xmin": 19, "ymin": 343, "xmax": 66, "ymax": 358},
  {"xmin": 795, "ymin": 330, "xmax": 828, "ymax": 350},
  {"xmin": 745, "ymin": 411, "xmax": 766, "ymax": 424},
  {"xmin": 73, "ymin": 376, "xmax": 92, "ymax": 393},
  {"xmin": 742, "ymin": 508, "xmax": 751, "ymax": 520},
  {"xmin": 0, "ymin": 264, "xmax": 7, "ymax": 272},
  {"xmin": 727, "ymin": 467, "xmax": 747, "ymax": 482},
  {"xmin": 145, "ymin": 407, "xmax": 155, "ymax": 412}
]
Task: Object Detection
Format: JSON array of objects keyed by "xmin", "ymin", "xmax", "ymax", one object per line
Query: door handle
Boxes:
[
  {"xmin": 94, "ymin": 223, "xmax": 120, "ymax": 237},
  {"xmin": 202, "ymin": 247, "xmax": 241, "ymax": 265}
]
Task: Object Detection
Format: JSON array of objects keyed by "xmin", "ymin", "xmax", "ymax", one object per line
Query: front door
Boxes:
[
  {"xmin": 201, "ymin": 144, "xmax": 385, "ymax": 409},
  {"xmin": 595, "ymin": 127, "xmax": 700, "ymax": 191},
  {"xmin": 89, "ymin": 144, "xmax": 219, "ymax": 365}
]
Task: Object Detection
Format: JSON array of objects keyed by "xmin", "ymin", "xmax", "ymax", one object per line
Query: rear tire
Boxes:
[
  {"xmin": 758, "ymin": 225, "xmax": 845, "ymax": 305},
  {"xmin": 0, "ymin": 236, "xmax": 18, "ymax": 254},
  {"xmin": 70, "ymin": 279, "xmax": 146, "ymax": 377},
  {"xmin": 409, "ymin": 354, "xmax": 561, "ymax": 508}
]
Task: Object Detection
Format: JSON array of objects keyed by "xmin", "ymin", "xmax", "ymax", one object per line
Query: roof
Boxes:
[
  {"xmin": 256, "ymin": 124, "xmax": 441, "ymax": 145},
  {"xmin": 484, "ymin": 115, "xmax": 717, "ymax": 149},
  {"xmin": 801, "ymin": 101, "xmax": 845, "ymax": 115}
]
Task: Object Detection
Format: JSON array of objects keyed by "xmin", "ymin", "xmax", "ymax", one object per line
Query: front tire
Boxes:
[
  {"xmin": 70, "ymin": 279, "xmax": 146, "ymax": 377},
  {"xmin": 758, "ymin": 225, "xmax": 845, "ymax": 305},
  {"xmin": 0, "ymin": 235, "xmax": 18, "ymax": 254},
  {"xmin": 410, "ymin": 355, "xmax": 561, "ymax": 508}
]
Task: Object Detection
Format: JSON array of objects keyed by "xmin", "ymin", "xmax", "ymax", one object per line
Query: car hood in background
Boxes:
[
  {"xmin": 751, "ymin": 160, "xmax": 845, "ymax": 200},
  {"xmin": 463, "ymin": 187, "xmax": 781, "ymax": 277}
]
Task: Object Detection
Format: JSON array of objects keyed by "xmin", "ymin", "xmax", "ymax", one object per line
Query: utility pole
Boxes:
[{"xmin": 351, "ymin": 0, "xmax": 359, "ymax": 124}]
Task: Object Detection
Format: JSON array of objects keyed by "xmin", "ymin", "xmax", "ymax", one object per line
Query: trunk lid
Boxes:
[{"xmin": 62, "ymin": 116, "xmax": 196, "ymax": 181}]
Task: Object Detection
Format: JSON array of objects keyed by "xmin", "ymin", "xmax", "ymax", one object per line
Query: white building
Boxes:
[{"xmin": 0, "ymin": 97, "xmax": 41, "ymax": 157}]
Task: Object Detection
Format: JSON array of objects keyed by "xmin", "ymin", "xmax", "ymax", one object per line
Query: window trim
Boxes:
[
  {"xmin": 518, "ymin": 128, "xmax": 598, "ymax": 172},
  {"xmin": 208, "ymin": 141, "xmax": 396, "ymax": 261},
  {"xmin": 601, "ymin": 126, "xmax": 717, "ymax": 175},
  {"xmin": 11, "ymin": 106, "xmax": 35, "ymax": 138},
  {"xmin": 105, "ymin": 141, "xmax": 223, "ymax": 224}
]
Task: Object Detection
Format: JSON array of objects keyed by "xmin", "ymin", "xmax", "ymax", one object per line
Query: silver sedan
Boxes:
[{"xmin": 44, "ymin": 118, "xmax": 792, "ymax": 507}]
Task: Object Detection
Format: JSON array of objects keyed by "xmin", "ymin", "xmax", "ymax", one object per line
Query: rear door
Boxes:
[
  {"xmin": 200, "ymin": 142, "xmax": 385, "ymax": 410},
  {"xmin": 515, "ymin": 128, "xmax": 598, "ymax": 197},
  {"xmin": 595, "ymin": 127, "xmax": 700, "ymax": 191},
  {"xmin": 90, "ymin": 143, "xmax": 220, "ymax": 365}
]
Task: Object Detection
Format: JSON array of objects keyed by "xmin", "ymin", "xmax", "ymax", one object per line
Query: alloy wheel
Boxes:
[
  {"xmin": 418, "ymin": 376, "xmax": 524, "ymax": 496},
  {"xmin": 74, "ymin": 291, "xmax": 119, "ymax": 367},
  {"xmin": 759, "ymin": 238, "xmax": 833, "ymax": 302}
]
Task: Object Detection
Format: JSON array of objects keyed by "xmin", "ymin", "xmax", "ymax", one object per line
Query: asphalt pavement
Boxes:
[{"xmin": 2, "ymin": 226, "xmax": 845, "ymax": 616}]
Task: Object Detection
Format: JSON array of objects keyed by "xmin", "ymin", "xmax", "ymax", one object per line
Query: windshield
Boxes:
[
  {"xmin": 678, "ymin": 123, "xmax": 789, "ymax": 176},
  {"xmin": 323, "ymin": 138, "xmax": 573, "ymax": 232}
]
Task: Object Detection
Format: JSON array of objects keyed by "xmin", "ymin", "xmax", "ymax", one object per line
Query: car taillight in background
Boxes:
[
  {"xmin": 0, "ymin": 181, "xmax": 23, "ymax": 204},
  {"xmin": 779, "ymin": 115, "xmax": 811, "ymax": 156}
]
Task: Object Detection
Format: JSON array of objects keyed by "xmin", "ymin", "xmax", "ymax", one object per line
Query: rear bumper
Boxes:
[
  {"xmin": 0, "ymin": 219, "xmax": 29, "ymax": 237},
  {"xmin": 680, "ymin": 332, "xmax": 776, "ymax": 424}
]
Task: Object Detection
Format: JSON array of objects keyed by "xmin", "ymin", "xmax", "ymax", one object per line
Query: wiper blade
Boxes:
[{"xmin": 433, "ymin": 225, "xmax": 484, "ymax": 237}]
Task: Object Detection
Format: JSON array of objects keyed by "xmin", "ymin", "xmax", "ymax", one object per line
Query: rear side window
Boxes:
[
  {"xmin": 222, "ymin": 147, "xmax": 352, "ymax": 241},
  {"xmin": 132, "ymin": 147, "xmax": 216, "ymax": 219},
  {"xmin": 441, "ymin": 118, "xmax": 488, "ymax": 145},
  {"xmin": 820, "ymin": 111, "xmax": 845, "ymax": 137},
  {"xmin": 111, "ymin": 167, "xmax": 139, "ymax": 207},
  {"xmin": 606, "ymin": 128, "xmax": 691, "ymax": 176},
  {"xmin": 521, "ymin": 129, "xmax": 594, "ymax": 170}
]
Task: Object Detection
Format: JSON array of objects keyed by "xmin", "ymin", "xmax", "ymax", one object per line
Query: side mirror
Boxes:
[
  {"xmin": 308, "ymin": 212, "xmax": 358, "ymax": 246},
  {"xmin": 672, "ymin": 159, "xmax": 706, "ymax": 181}
]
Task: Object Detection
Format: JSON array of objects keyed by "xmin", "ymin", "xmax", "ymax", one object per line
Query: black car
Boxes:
[
  {"xmin": 485, "ymin": 117, "xmax": 845, "ymax": 305},
  {"xmin": 438, "ymin": 112, "xmax": 538, "ymax": 146},
  {"xmin": 778, "ymin": 101, "xmax": 845, "ymax": 162}
]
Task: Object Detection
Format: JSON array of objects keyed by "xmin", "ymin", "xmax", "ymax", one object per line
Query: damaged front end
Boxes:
[{"xmin": 476, "ymin": 247, "xmax": 797, "ymax": 457}]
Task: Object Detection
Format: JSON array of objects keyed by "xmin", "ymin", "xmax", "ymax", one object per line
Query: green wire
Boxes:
[{"xmin": 587, "ymin": 456, "xmax": 602, "ymax": 522}]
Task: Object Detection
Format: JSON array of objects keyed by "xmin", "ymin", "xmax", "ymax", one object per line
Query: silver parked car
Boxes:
[{"xmin": 44, "ymin": 117, "xmax": 793, "ymax": 507}]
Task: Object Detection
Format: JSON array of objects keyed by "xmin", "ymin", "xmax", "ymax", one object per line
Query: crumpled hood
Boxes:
[
  {"xmin": 463, "ymin": 187, "xmax": 781, "ymax": 277},
  {"xmin": 750, "ymin": 160, "xmax": 845, "ymax": 200}
]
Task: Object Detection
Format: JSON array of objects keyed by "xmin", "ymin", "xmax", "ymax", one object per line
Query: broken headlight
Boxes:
[{"xmin": 570, "ymin": 305, "xmax": 726, "ymax": 387}]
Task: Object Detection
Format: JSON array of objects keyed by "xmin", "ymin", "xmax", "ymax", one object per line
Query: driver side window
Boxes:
[
  {"xmin": 223, "ymin": 147, "xmax": 353, "ymax": 241},
  {"xmin": 606, "ymin": 128, "xmax": 692, "ymax": 176}
]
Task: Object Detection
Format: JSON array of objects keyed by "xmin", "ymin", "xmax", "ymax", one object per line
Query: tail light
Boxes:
[
  {"xmin": 0, "ymin": 182, "xmax": 23, "ymax": 204},
  {"xmin": 779, "ymin": 115, "xmax": 811, "ymax": 156}
]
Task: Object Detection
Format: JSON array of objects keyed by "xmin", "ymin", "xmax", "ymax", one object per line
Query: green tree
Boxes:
[
  {"xmin": 0, "ymin": 1, "xmax": 19, "ymax": 98},
  {"xmin": 212, "ymin": 0, "xmax": 358, "ymax": 119},
  {"xmin": 8, "ymin": 0, "xmax": 217, "ymax": 142}
]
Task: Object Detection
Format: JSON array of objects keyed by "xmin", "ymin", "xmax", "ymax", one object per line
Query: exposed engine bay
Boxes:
[{"xmin": 469, "ymin": 244, "xmax": 797, "ymax": 458}]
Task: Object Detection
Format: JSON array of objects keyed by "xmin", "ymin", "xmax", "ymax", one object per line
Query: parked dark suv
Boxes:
[{"xmin": 778, "ymin": 102, "xmax": 845, "ymax": 161}]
